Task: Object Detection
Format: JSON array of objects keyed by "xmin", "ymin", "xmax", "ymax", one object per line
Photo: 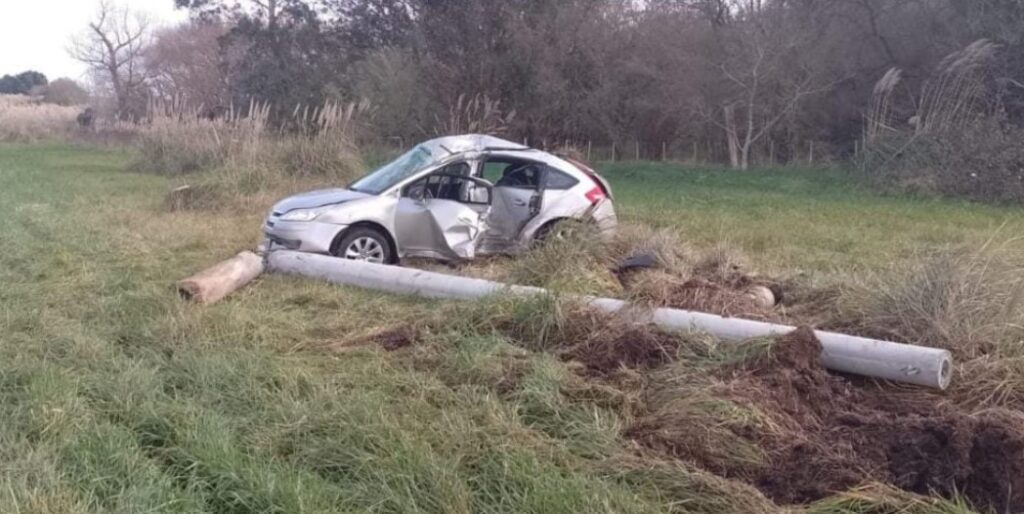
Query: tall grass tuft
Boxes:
[
  {"xmin": 835, "ymin": 240, "xmax": 1024, "ymax": 357},
  {"xmin": 433, "ymin": 93, "xmax": 516, "ymax": 136},
  {"xmin": 859, "ymin": 40, "xmax": 1024, "ymax": 203},
  {"xmin": 834, "ymin": 239, "xmax": 1024, "ymax": 411},
  {"xmin": 0, "ymin": 95, "xmax": 82, "ymax": 142},
  {"xmin": 135, "ymin": 100, "xmax": 369, "ymax": 209}
]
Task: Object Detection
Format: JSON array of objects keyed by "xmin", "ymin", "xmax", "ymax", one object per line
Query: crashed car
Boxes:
[{"xmin": 264, "ymin": 134, "xmax": 617, "ymax": 263}]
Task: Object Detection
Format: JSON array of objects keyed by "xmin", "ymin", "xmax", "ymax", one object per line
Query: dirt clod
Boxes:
[{"xmin": 329, "ymin": 326, "xmax": 420, "ymax": 353}]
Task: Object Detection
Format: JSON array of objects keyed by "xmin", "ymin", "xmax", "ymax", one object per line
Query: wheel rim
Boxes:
[{"xmin": 344, "ymin": 237, "xmax": 385, "ymax": 264}]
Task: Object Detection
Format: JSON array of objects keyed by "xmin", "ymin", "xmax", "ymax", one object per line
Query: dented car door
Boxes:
[
  {"xmin": 477, "ymin": 158, "xmax": 546, "ymax": 252},
  {"xmin": 395, "ymin": 173, "xmax": 493, "ymax": 260}
]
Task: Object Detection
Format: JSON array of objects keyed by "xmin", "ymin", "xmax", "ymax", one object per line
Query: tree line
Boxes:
[{"xmin": 71, "ymin": 0, "xmax": 1024, "ymax": 169}]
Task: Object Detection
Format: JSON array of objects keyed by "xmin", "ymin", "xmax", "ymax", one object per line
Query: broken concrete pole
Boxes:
[
  {"xmin": 178, "ymin": 251, "xmax": 265, "ymax": 304},
  {"xmin": 267, "ymin": 251, "xmax": 953, "ymax": 390}
]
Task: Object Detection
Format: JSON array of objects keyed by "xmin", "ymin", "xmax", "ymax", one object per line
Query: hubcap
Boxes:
[{"xmin": 344, "ymin": 237, "xmax": 385, "ymax": 264}]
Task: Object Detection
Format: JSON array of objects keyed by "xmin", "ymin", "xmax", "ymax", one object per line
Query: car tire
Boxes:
[
  {"xmin": 333, "ymin": 227, "xmax": 392, "ymax": 264},
  {"xmin": 534, "ymin": 218, "xmax": 581, "ymax": 244}
]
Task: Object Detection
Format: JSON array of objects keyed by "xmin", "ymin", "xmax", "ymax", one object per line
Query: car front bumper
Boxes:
[{"xmin": 264, "ymin": 218, "xmax": 346, "ymax": 254}]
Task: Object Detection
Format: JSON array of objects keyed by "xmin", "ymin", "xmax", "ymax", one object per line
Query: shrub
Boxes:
[
  {"xmin": 860, "ymin": 120, "xmax": 1024, "ymax": 204},
  {"xmin": 859, "ymin": 40, "xmax": 1024, "ymax": 203}
]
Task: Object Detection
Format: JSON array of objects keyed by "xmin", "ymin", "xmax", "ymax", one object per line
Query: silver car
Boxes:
[{"xmin": 263, "ymin": 134, "xmax": 617, "ymax": 263}]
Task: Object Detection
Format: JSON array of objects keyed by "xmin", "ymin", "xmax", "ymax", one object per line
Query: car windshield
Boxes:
[{"xmin": 348, "ymin": 145, "xmax": 434, "ymax": 195}]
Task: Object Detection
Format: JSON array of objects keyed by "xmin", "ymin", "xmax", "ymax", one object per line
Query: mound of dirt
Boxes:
[
  {"xmin": 562, "ymin": 323, "xmax": 681, "ymax": 376},
  {"xmin": 630, "ymin": 327, "xmax": 1024, "ymax": 512}
]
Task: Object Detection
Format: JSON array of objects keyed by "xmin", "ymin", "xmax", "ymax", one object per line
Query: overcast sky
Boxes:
[{"xmin": 0, "ymin": 0, "xmax": 188, "ymax": 81}]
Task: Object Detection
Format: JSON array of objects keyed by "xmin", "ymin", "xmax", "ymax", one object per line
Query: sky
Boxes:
[{"xmin": 0, "ymin": 0, "xmax": 189, "ymax": 81}]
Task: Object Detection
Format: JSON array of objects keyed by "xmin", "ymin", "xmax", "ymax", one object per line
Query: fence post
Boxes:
[
  {"xmin": 808, "ymin": 141, "xmax": 815, "ymax": 164},
  {"xmin": 587, "ymin": 140, "xmax": 592, "ymax": 161},
  {"xmin": 662, "ymin": 141, "xmax": 667, "ymax": 161},
  {"xmin": 612, "ymin": 143, "xmax": 616, "ymax": 162}
]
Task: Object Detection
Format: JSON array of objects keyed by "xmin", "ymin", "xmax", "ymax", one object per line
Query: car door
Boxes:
[
  {"xmin": 477, "ymin": 157, "xmax": 546, "ymax": 252},
  {"xmin": 394, "ymin": 164, "xmax": 493, "ymax": 260}
]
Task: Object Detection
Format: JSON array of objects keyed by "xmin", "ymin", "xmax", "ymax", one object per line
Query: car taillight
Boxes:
[{"xmin": 585, "ymin": 186, "xmax": 606, "ymax": 205}]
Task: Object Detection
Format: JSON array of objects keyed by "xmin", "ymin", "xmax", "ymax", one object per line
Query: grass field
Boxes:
[
  {"xmin": 1, "ymin": 143, "xmax": 1019, "ymax": 513},
  {"xmin": 602, "ymin": 162, "xmax": 1024, "ymax": 276}
]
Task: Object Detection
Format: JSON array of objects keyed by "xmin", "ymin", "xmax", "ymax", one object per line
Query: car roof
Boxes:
[
  {"xmin": 419, "ymin": 134, "xmax": 582, "ymax": 175},
  {"xmin": 419, "ymin": 134, "xmax": 528, "ymax": 155}
]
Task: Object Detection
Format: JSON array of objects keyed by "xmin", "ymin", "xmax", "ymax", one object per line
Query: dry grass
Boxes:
[
  {"xmin": 136, "ymin": 101, "xmax": 369, "ymax": 210},
  {"xmin": 0, "ymin": 95, "xmax": 81, "ymax": 142},
  {"xmin": 834, "ymin": 239, "xmax": 1024, "ymax": 357},
  {"xmin": 833, "ymin": 237, "xmax": 1024, "ymax": 412}
]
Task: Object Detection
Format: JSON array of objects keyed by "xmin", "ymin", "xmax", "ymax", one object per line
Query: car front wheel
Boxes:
[{"xmin": 334, "ymin": 228, "xmax": 391, "ymax": 264}]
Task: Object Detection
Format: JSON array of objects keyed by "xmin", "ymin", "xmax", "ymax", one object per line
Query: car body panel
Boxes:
[
  {"xmin": 395, "ymin": 197, "xmax": 489, "ymax": 260},
  {"xmin": 263, "ymin": 134, "xmax": 617, "ymax": 262},
  {"xmin": 271, "ymin": 188, "xmax": 370, "ymax": 214}
]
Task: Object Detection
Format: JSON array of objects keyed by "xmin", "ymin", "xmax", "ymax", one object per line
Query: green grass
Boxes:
[
  {"xmin": 0, "ymin": 143, "xmax": 659, "ymax": 513},
  {"xmin": 0, "ymin": 143, "xmax": 1007, "ymax": 513},
  {"xmin": 601, "ymin": 161, "xmax": 1024, "ymax": 276}
]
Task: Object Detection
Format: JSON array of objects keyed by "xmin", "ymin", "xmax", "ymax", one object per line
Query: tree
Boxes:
[
  {"xmin": 37, "ymin": 78, "xmax": 90, "ymax": 106},
  {"xmin": 147, "ymin": 20, "xmax": 230, "ymax": 107},
  {"xmin": 695, "ymin": 6, "xmax": 834, "ymax": 168},
  {"xmin": 69, "ymin": 1, "xmax": 151, "ymax": 120},
  {"xmin": 177, "ymin": 0, "xmax": 347, "ymax": 115},
  {"xmin": 0, "ymin": 71, "xmax": 48, "ymax": 95}
]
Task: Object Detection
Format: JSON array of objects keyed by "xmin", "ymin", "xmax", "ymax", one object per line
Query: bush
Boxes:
[
  {"xmin": 860, "ymin": 120, "xmax": 1024, "ymax": 204},
  {"xmin": 37, "ymin": 78, "xmax": 89, "ymax": 107}
]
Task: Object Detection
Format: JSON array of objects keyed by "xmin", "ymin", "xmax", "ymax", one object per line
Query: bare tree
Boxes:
[
  {"xmin": 696, "ymin": 9, "xmax": 833, "ymax": 169},
  {"xmin": 69, "ymin": 1, "xmax": 151, "ymax": 120},
  {"xmin": 147, "ymin": 21, "xmax": 230, "ymax": 108}
]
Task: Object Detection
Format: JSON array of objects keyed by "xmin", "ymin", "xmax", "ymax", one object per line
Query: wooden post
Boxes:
[
  {"xmin": 808, "ymin": 141, "xmax": 815, "ymax": 164},
  {"xmin": 587, "ymin": 140, "xmax": 592, "ymax": 161},
  {"xmin": 611, "ymin": 143, "xmax": 616, "ymax": 162},
  {"xmin": 178, "ymin": 251, "xmax": 265, "ymax": 305}
]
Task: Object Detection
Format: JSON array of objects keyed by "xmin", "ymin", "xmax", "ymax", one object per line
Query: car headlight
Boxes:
[{"xmin": 280, "ymin": 209, "xmax": 322, "ymax": 222}]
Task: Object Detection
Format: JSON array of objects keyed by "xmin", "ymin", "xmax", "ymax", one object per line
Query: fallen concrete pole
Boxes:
[
  {"xmin": 267, "ymin": 251, "xmax": 953, "ymax": 390},
  {"xmin": 178, "ymin": 251, "xmax": 265, "ymax": 304}
]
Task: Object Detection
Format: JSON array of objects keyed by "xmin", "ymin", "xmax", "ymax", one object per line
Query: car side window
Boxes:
[
  {"xmin": 481, "ymin": 162, "xmax": 505, "ymax": 184},
  {"xmin": 496, "ymin": 164, "xmax": 542, "ymax": 189},
  {"xmin": 545, "ymin": 168, "xmax": 579, "ymax": 190},
  {"xmin": 404, "ymin": 162, "xmax": 471, "ymax": 200}
]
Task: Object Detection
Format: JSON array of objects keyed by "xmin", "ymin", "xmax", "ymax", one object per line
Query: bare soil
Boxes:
[{"xmin": 628, "ymin": 327, "xmax": 1024, "ymax": 512}]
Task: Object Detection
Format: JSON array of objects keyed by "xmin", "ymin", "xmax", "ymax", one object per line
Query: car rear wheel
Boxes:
[{"xmin": 334, "ymin": 228, "xmax": 391, "ymax": 264}]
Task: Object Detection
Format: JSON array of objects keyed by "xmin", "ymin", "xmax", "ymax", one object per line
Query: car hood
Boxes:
[{"xmin": 272, "ymin": 188, "xmax": 371, "ymax": 214}]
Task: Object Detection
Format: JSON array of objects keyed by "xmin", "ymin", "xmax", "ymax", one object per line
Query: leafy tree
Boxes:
[{"xmin": 0, "ymin": 71, "xmax": 48, "ymax": 95}]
